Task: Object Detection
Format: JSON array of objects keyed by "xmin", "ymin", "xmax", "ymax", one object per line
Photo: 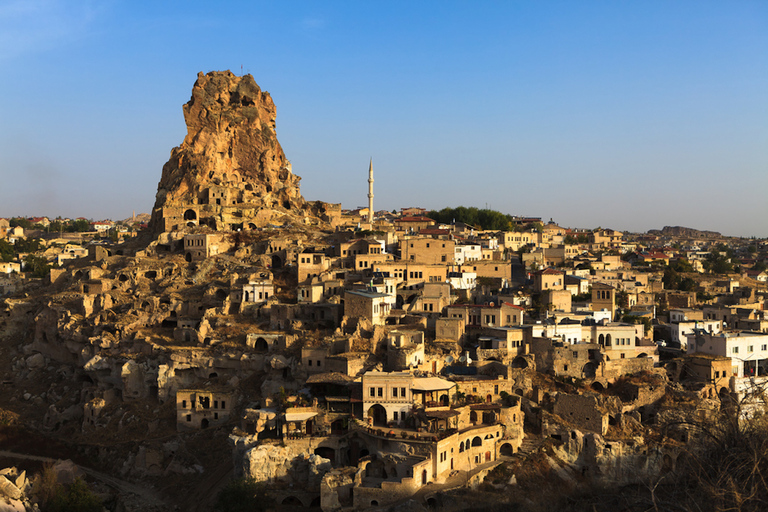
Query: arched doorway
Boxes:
[
  {"xmin": 271, "ymin": 255, "xmax": 283, "ymax": 269},
  {"xmin": 500, "ymin": 443, "xmax": 514, "ymax": 456},
  {"xmin": 422, "ymin": 469, "xmax": 428, "ymax": 485},
  {"xmin": 201, "ymin": 418, "xmax": 209, "ymax": 429},
  {"xmin": 511, "ymin": 356, "xmax": 528, "ymax": 369},
  {"xmin": 367, "ymin": 404, "xmax": 387, "ymax": 426},
  {"xmin": 281, "ymin": 496, "xmax": 302, "ymax": 506},
  {"xmin": 254, "ymin": 337, "xmax": 268, "ymax": 352},
  {"xmin": 183, "ymin": 209, "xmax": 197, "ymax": 221},
  {"xmin": 582, "ymin": 362, "xmax": 598, "ymax": 379}
]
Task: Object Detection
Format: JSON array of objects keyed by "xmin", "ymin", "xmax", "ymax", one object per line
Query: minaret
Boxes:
[{"xmin": 367, "ymin": 158, "xmax": 374, "ymax": 224}]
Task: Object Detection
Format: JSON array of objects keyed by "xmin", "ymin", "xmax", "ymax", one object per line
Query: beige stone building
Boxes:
[
  {"xmin": 176, "ymin": 389, "xmax": 232, "ymax": 431},
  {"xmin": 344, "ymin": 289, "xmax": 394, "ymax": 326},
  {"xmin": 399, "ymin": 237, "xmax": 456, "ymax": 265}
]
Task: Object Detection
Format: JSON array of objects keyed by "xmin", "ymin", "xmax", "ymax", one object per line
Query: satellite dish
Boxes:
[{"xmin": 445, "ymin": 355, "xmax": 455, "ymax": 364}]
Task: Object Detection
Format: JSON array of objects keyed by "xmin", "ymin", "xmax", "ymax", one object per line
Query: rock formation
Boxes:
[
  {"xmin": 151, "ymin": 71, "xmax": 314, "ymax": 233},
  {"xmin": 647, "ymin": 226, "xmax": 722, "ymax": 238}
]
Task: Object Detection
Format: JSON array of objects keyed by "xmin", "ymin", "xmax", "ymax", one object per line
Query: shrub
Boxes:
[{"xmin": 214, "ymin": 477, "xmax": 274, "ymax": 512}]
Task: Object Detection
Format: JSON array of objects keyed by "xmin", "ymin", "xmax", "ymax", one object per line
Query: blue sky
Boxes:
[{"xmin": 1, "ymin": 1, "xmax": 766, "ymax": 237}]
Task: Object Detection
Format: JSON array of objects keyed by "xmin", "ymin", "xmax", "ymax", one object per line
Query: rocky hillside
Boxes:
[{"xmin": 647, "ymin": 226, "xmax": 722, "ymax": 238}]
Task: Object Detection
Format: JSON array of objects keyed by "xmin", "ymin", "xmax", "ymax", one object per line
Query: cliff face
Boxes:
[{"xmin": 152, "ymin": 71, "xmax": 309, "ymax": 232}]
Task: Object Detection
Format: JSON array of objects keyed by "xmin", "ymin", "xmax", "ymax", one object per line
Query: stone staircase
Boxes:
[{"xmin": 517, "ymin": 433, "xmax": 545, "ymax": 457}]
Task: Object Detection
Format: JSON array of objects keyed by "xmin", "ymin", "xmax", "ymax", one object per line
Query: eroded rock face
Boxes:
[
  {"xmin": 241, "ymin": 444, "xmax": 331, "ymax": 487},
  {"xmin": 151, "ymin": 71, "xmax": 310, "ymax": 233}
]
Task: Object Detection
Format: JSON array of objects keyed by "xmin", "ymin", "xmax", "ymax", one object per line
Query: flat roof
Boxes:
[
  {"xmin": 285, "ymin": 411, "xmax": 318, "ymax": 422},
  {"xmin": 346, "ymin": 289, "xmax": 391, "ymax": 299}
]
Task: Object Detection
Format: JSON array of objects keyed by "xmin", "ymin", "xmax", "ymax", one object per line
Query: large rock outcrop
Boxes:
[{"xmin": 151, "ymin": 71, "xmax": 314, "ymax": 233}]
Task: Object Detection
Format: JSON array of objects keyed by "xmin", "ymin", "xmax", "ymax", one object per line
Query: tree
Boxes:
[
  {"xmin": 0, "ymin": 239, "xmax": 13, "ymax": 262},
  {"xmin": 48, "ymin": 478, "xmax": 102, "ymax": 512},
  {"xmin": 23, "ymin": 254, "xmax": 50, "ymax": 278},
  {"xmin": 615, "ymin": 290, "xmax": 629, "ymax": 310}
]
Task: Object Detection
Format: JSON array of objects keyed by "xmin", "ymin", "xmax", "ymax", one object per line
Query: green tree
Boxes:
[
  {"xmin": 9, "ymin": 217, "xmax": 32, "ymax": 229},
  {"xmin": 0, "ymin": 239, "xmax": 14, "ymax": 262},
  {"xmin": 48, "ymin": 478, "xmax": 102, "ymax": 512},
  {"xmin": 23, "ymin": 254, "xmax": 51, "ymax": 278}
]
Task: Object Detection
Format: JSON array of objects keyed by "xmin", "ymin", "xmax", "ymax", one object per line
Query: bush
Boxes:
[{"xmin": 214, "ymin": 478, "xmax": 274, "ymax": 512}]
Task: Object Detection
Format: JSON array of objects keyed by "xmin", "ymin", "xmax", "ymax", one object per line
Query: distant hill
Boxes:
[
  {"xmin": 647, "ymin": 226, "xmax": 722, "ymax": 238},
  {"xmin": 120, "ymin": 213, "xmax": 151, "ymax": 224}
]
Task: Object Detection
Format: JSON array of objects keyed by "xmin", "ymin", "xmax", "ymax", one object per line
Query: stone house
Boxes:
[
  {"xmin": 456, "ymin": 260, "xmax": 512, "ymax": 284},
  {"xmin": 344, "ymin": 289, "xmax": 394, "ymax": 326},
  {"xmin": 337, "ymin": 239, "xmax": 385, "ymax": 268},
  {"xmin": 183, "ymin": 233, "xmax": 227, "ymax": 262},
  {"xmin": 393, "ymin": 216, "xmax": 436, "ymax": 234},
  {"xmin": 475, "ymin": 326, "xmax": 526, "ymax": 362},
  {"xmin": 298, "ymin": 250, "xmax": 332, "ymax": 283},
  {"xmin": 533, "ymin": 268, "xmax": 565, "ymax": 293},
  {"xmin": 386, "ymin": 330, "xmax": 425, "ymax": 371},
  {"xmin": 242, "ymin": 277, "xmax": 273, "ymax": 304},
  {"xmin": 435, "ymin": 317, "xmax": 465, "ymax": 343},
  {"xmin": 553, "ymin": 393, "xmax": 609, "ymax": 435},
  {"xmin": 362, "ymin": 371, "xmax": 416, "ymax": 427},
  {"xmin": 176, "ymin": 389, "xmax": 232, "ymax": 431},
  {"xmin": 399, "ymin": 237, "xmax": 456, "ymax": 265},
  {"xmin": 444, "ymin": 302, "xmax": 525, "ymax": 329},
  {"xmin": 591, "ymin": 282, "xmax": 616, "ymax": 319}
]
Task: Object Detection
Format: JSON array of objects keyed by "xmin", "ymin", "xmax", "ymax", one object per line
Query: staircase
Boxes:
[{"xmin": 517, "ymin": 433, "xmax": 545, "ymax": 457}]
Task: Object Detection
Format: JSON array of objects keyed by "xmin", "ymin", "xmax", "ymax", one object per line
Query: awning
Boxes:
[
  {"xmin": 284, "ymin": 411, "xmax": 318, "ymax": 422},
  {"xmin": 411, "ymin": 377, "xmax": 455, "ymax": 392}
]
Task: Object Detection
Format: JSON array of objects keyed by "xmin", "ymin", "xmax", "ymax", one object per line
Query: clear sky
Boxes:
[{"xmin": 1, "ymin": 1, "xmax": 766, "ymax": 237}]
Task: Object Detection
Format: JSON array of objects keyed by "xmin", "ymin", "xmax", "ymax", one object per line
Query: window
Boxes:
[
  {"xmin": 214, "ymin": 413, "xmax": 219, "ymax": 420},
  {"xmin": 214, "ymin": 400, "xmax": 218, "ymax": 409},
  {"xmin": 393, "ymin": 387, "xmax": 398, "ymax": 398},
  {"xmin": 221, "ymin": 401, "xmax": 225, "ymax": 409},
  {"xmin": 393, "ymin": 412, "xmax": 398, "ymax": 420},
  {"xmin": 317, "ymin": 360, "xmax": 322, "ymax": 366},
  {"xmin": 763, "ymin": 345, "xmax": 767, "ymax": 351},
  {"xmin": 494, "ymin": 385, "xmax": 498, "ymax": 394},
  {"xmin": 186, "ymin": 414, "xmax": 191, "ymax": 422},
  {"xmin": 378, "ymin": 387, "xmax": 383, "ymax": 397},
  {"xmin": 401, "ymin": 387, "xmax": 406, "ymax": 397},
  {"xmin": 748, "ymin": 346, "xmax": 754, "ymax": 352},
  {"xmin": 308, "ymin": 360, "xmax": 312, "ymax": 366},
  {"xmin": 733, "ymin": 347, "xmax": 739, "ymax": 354},
  {"xmin": 370, "ymin": 387, "xmax": 376, "ymax": 397}
]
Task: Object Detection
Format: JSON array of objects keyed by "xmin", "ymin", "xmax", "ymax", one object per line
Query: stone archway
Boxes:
[
  {"xmin": 367, "ymin": 404, "xmax": 387, "ymax": 426},
  {"xmin": 511, "ymin": 356, "xmax": 528, "ymax": 369},
  {"xmin": 500, "ymin": 443, "xmax": 514, "ymax": 456}
]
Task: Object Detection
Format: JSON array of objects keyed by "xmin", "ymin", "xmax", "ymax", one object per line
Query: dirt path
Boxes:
[{"xmin": 0, "ymin": 449, "xmax": 166, "ymax": 508}]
